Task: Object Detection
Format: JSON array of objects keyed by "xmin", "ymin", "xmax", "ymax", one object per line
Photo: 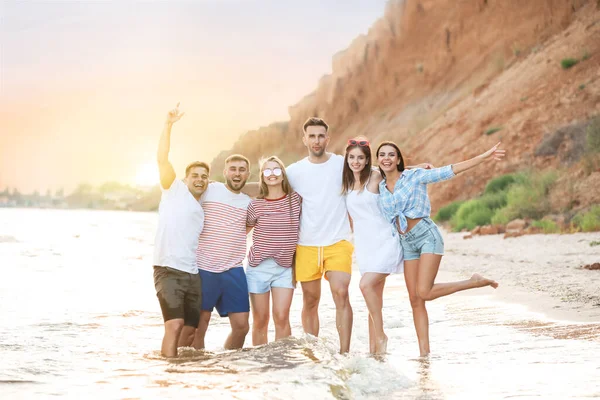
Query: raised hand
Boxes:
[
  {"xmin": 480, "ymin": 142, "xmax": 505, "ymax": 162},
  {"xmin": 166, "ymin": 102, "xmax": 185, "ymax": 125}
]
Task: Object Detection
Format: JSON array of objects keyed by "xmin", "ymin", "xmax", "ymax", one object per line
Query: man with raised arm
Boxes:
[{"xmin": 153, "ymin": 103, "xmax": 209, "ymax": 357}]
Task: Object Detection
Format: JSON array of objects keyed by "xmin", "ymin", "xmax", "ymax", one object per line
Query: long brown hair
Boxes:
[
  {"xmin": 376, "ymin": 141, "xmax": 405, "ymax": 179},
  {"xmin": 257, "ymin": 156, "xmax": 292, "ymax": 199},
  {"xmin": 342, "ymin": 139, "xmax": 372, "ymax": 195}
]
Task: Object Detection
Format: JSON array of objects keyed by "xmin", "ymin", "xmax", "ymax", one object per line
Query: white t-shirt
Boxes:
[
  {"xmin": 286, "ymin": 153, "xmax": 350, "ymax": 246},
  {"xmin": 197, "ymin": 182, "xmax": 251, "ymax": 273},
  {"xmin": 153, "ymin": 179, "xmax": 205, "ymax": 274}
]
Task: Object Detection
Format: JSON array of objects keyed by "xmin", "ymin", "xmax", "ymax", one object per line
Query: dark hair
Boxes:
[
  {"xmin": 224, "ymin": 154, "xmax": 250, "ymax": 169},
  {"xmin": 303, "ymin": 117, "xmax": 329, "ymax": 133},
  {"xmin": 185, "ymin": 161, "xmax": 210, "ymax": 177},
  {"xmin": 342, "ymin": 142, "xmax": 372, "ymax": 195},
  {"xmin": 376, "ymin": 141, "xmax": 404, "ymax": 178}
]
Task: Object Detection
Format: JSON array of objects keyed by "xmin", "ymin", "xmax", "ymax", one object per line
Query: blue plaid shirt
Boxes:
[{"xmin": 378, "ymin": 165, "xmax": 455, "ymax": 233}]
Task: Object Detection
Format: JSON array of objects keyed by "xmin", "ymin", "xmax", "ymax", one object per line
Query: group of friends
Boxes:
[{"xmin": 153, "ymin": 104, "xmax": 504, "ymax": 358}]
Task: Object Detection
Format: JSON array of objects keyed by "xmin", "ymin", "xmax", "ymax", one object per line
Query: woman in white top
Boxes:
[{"xmin": 343, "ymin": 137, "xmax": 404, "ymax": 354}]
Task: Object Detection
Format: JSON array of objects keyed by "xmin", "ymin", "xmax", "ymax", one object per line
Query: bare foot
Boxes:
[
  {"xmin": 471, "ymin": 273, "xmax": 499, "ymax": 289},
  {"xmin": 374, "ymin": 334, "xmax": 388, "ymax": 355}
]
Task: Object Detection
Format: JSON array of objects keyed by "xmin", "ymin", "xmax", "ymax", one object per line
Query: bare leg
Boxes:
[
  {"xmin": 192, "ymin": 311, "xmax": 211, "ymax": 350},
  {"xmin": 224, "ymin": 312, "xmax": 250, "ymax": 350},
  {"xmin": 327, "ymin": 271, "xmax": 353, "ymax": 354},
  {"xmin": 374, "ymin": 277, "xmax": 387, "ymax": 354},
  {"xmin": 360, "ymin": 273, "xmax": 388, "ymax": 354},
  {"xmin": 368, "ymin": 315, "xmax": 375, "ymax": 354},
  {"xmin": 272, "ymin": 287, "xmax": 294, "ymax": 340},
  {"xmin": 178, "ymin": 325, "xmax": 196, "ymax": 347},
  {"xmin": 300, "ymin": 279, "xmax": 321, "ymax": 336},
  {"xmin": 162, "ymin": 318, "xmax": 184, "ymax": 357},
  {"xmin": 404, "ymin": 260, "xmax": 430, "ymax": 357},
  {"xmin": 250, "ymin": 292, "xmax": 270, "ymax": 346},
  {"xmin": 416, "ymin": 254, "xmax": 498, "ymax": 301}
]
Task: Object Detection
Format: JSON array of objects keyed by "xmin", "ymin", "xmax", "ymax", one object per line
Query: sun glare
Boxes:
[{"xmin": 134, "ymin": 163, "xmax": 159, "ymax": 187}]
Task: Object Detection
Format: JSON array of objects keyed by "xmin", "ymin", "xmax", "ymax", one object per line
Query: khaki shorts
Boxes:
[
  {"xmin": 294, "ymin": 240, "xmax": 354, "ymax": 282},
  {"xmin": 153, "ymin": 266, "xmax": 202, "ymax": 327}
]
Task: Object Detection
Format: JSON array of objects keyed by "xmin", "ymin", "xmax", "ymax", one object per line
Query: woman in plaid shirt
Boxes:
[{"xmin": 377, "ymin": 140, "xmax": 505, "ymax": 356}]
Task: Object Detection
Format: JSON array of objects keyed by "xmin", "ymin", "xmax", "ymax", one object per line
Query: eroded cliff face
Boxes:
[{"xmin": 212, "ymin": 0, "xmax": 600, "ymax": 210}]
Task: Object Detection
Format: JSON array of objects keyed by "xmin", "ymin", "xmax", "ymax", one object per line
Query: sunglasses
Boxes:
[
  {"xmin": 263, "ymin": 167, "xmax": 282, "ymax": 177},
  {"xmin": 347, "ymin": 139, "xmax": 370, "ymax": 147}
]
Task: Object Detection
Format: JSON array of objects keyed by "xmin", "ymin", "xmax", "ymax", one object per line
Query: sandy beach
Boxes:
[{"xmin": 426, "ymin": 229, "xmax": 600, "ymax": 323}]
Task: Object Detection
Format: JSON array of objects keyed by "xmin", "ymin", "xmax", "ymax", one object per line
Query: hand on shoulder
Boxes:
[{"xmin": 367, "ymin": 169, "xmax": 383, "ymax": 193}]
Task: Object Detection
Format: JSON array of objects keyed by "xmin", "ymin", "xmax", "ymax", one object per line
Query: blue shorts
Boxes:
[
  {"xmin": 399, "ymin": 218, "xmax": 445, "ymax": 261},
  {"xmin": 246, "ymin": 258, "xmax": 294, "ymax": 294},
  {"xmin": 199, "ymin": 267, "xmax": 250, "ymax": 317}
]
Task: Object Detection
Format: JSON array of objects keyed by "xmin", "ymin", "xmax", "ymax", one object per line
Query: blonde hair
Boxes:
[{"xmin": 258, "ymin": 156, "xmax": 292, "ymax": 199}]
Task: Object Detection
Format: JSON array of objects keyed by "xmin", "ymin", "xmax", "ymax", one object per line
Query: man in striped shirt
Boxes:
[{"xmin": 191, "ymin": 154, "xmax": 252, "ymax": 350}]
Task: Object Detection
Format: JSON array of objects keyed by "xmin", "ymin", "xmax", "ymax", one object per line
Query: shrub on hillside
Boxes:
[
  {"xmin": 586, "ymin": 116, "xmax": 600, "ymax": 153},
  {"xmin": 484, "ymin": 173, "xmax": 521, "ymax": 194},
  {"xmin": 490, "ymin": 171, "xmax": 557, "ymax": 222},
  {"xmin": 532, "ymin": 220, "xmax": 560, "ymax": 234},
  {"xmin": 479, "ymin": 191, "xmax": 508, "ymax": 210},
  {"xmin": 451, "ymin": 199, "xmax": 494, "ymax": 232},
  {"xmin": 434, "ymin": 200, "xmax": 465, "ymax": 223},
  {"xmin": 483, "ymin": 127, "xmax": 503, "ymax": 136},
  {"xmin": 446, "ymin": 171, "xmax": 558, "ymax": 231},
  {"xmin": 561, "ymin": 58, "xmax": 579, "ymax": 69},
  {"xmin": 572, "ymin": 206, "xmax": 600, "ymax": 232},
  {"xmin": 491, "ymin": 208, "xmax": 510, "ymax": 225},
  {"xmin": 505, "ymin": 171, "xmax": 557, "ymax": 219}
]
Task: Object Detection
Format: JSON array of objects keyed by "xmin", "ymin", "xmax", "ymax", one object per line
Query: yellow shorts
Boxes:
[{"xmin": 294, "ymin": 240, "xmax": 354, "ymax": 282}]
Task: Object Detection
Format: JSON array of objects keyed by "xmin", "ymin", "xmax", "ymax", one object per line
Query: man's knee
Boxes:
[
  {"xmin": 331, "ymin": 285, "xmax": 349, "ymax": 303},
  {"xmin": 231, "ymin": 318, "xmax": 250, "ymax": 335},
  {"xmin": 302, "ymin": 289, "xmax": 320, "ymax": 309},
  {"xmin": 165, "ymin": 319, "xmax": 184, "ymax": 334}
]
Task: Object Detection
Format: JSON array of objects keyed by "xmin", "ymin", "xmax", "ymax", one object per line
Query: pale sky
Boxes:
[{"xmin": 0, "ymin": 0, "xmax": 387, "ymax": 193}]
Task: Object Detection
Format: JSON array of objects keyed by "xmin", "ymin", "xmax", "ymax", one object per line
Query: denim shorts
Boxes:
[
  {"xmin": 399, "ymin": 218, "xmax": 445, "ymax": 261},
  {"xmin": 246, "ymin": 258, "xmax": 294, "ymax": 294}
]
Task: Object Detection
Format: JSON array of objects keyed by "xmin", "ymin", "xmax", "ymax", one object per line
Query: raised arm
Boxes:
[
  {"xmin": 157, "ymin": 103, "xmax": 185, "ymax": 189},
  {"xmin": 451, "ymin": 142, "xmax": 505, "ymax": 175},
  {"xmin": 406, "ymin": 163, "xmax": 434, "ymax": 170}
]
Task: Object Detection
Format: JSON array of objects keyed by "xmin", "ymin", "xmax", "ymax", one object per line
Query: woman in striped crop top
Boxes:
[
  {"xmin": 246, "ymin": 156, "xmax": 301, "ymax": 346},
  {"xmin": 377, "ymin": 140, "xmax": 505, "ymax": 357}
]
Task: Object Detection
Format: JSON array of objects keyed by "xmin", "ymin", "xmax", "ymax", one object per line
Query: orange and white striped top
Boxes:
[
  {"xmin": 196, "ymin": 182, "xmax": 251, "ymax": 273},
  {"xmin": 246, "ymin": 192, "xmax": 301, "ymax": 268}
]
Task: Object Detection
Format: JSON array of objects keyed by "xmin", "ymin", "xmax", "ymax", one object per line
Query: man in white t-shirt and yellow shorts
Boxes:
[{"xmin": 286, "ymin": 117, "xmax": 354, "ymax": 354}]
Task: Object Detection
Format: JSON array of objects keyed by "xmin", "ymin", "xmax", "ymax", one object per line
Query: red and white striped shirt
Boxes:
[
  {"xmin": 247, "ymin": 192, "xmax": 301, "ymax": 268},
  {"xmin": 197, "ymin": 182, "xmax": 251, "ymax": 273}
]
